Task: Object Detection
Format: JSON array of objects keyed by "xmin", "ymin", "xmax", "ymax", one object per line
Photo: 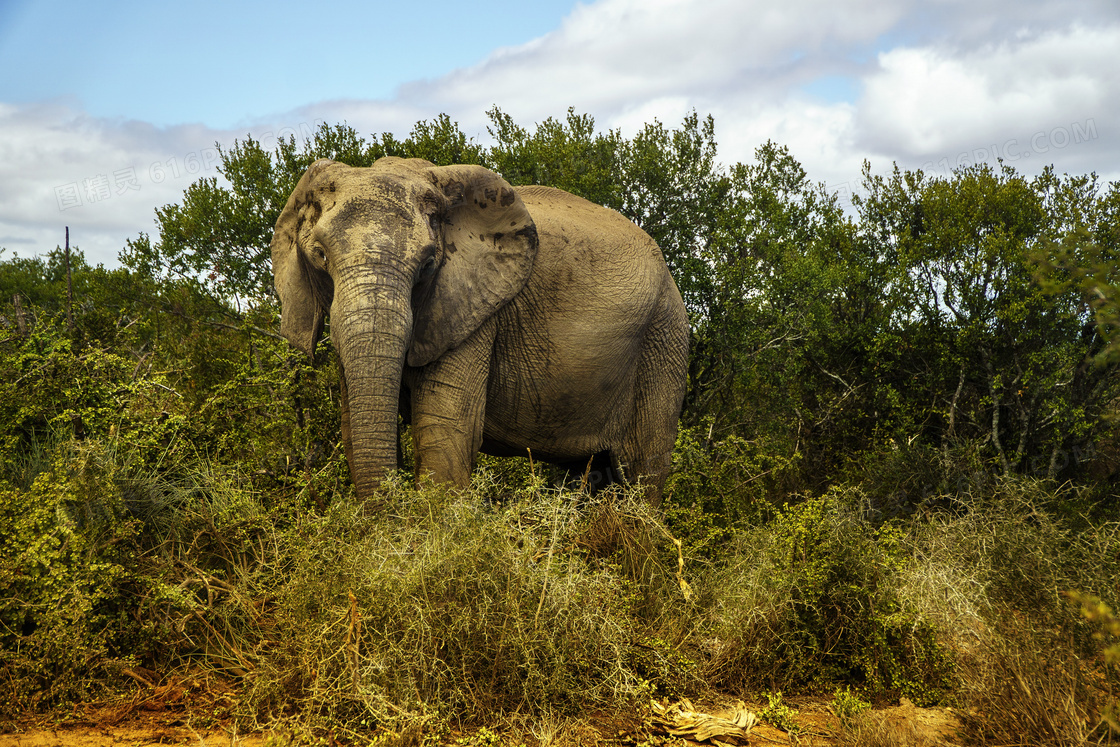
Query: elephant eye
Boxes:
[
  {"xmin": 418, "ymin": 255, "xmax": 438, "ymax": 281},
  {"xmin": 428, "ymin": 213, "xmax": 442, "ymax": 234},
  {"xmin": 310, "ymin": 245, "xmax": 327, "ymax": 268}
]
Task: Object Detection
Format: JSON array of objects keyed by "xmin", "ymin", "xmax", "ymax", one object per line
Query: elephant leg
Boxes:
[
  {"xmin": 408, "ymin": 318, "xmax": 498, "ymax": 487},
  {"xmin": 618, "ymin": 306, "xmax": 690, "ymax": 506}
]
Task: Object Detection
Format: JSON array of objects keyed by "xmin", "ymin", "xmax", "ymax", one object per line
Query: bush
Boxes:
[
  {"xmin": 901, "ymin": 479, "xmax": 1120, "ymax": 642},
  {"xmin": 234, "ymin": 480, "xmax": 696, "ymax": 735},
  {"xmin": 957, "ymin": 625, "xmax": 1102, "ymax": 746},
  {"xmin": 0, "ymin": 317, "xmax": 134, "ymax": 482},
  {"xmin": 664, "ymin": 424, "xmax": 799, "ymax": 554},
  {"xmin": 4, "ymin": 243, "xmax": 1120, "ymax": 741},
  {"xmin": 4, "ymin": 430, "xmax": 1120, "ymax": 743},
  {"xmin": 700, "ymin": 487, "xmax": 954, "ymax": 703},
  {"xmin": 0, "ymin": 444, "xmax": 142, "ymax": 713},
  {"xmin": 900, "ymin": 481, "xmax": 1120, "ymax": 745},
  {"xmin": 0, "ymin": 438, "xmax": 703, "ymax": 735},
  {"xmin": 831, "ymin": 686, "xmax": 872, "ymax": 726}
]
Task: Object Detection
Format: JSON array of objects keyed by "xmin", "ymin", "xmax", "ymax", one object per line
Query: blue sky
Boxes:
[
  {"xmin": 2, "ymin": 0, "xmax": 1119, "ymax": 267},
  {"xmin": 0, "ymin": 0, "xmax": 577, "ymax": 127}
]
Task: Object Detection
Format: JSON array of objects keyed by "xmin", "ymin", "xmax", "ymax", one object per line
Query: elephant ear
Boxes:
[
  {"xmin": 408, "ymin": 165, "xmax": 538, "ymax": 367},
  {"xmin": 271, "ymin": 159, "xmax": 344, "ymax": 359}
]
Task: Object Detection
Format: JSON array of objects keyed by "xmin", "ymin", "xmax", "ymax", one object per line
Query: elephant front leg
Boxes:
[{"xmin": 407, "ymin": 320, "xmax": 496, "ymax": 487}]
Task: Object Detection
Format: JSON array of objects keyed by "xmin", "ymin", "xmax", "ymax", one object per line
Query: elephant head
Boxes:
[{"xmin": 271, "ymin": 157, "xmax": 538, "ymax": 498}]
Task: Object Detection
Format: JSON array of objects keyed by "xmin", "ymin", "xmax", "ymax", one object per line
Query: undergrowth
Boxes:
[
  {"xmin": 241, "ymin": 476, "xmax": 692, "ymax": 732},
  {"xmin": 702, "ymin": 488, "xmax": 955, "ymax": 703},
  {"xmin": 3, "ymin": 428, "xmax": 1120, "ymax": 745}
]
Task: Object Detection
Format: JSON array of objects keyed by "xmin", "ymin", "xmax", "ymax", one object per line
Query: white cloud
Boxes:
[
  {"xmin": 0, "ymin": 102, "xmax": 327, "ymax": 266},
  {"xmin": 411, "ymin": 0, "xmax": 903, "ymax": 122},
  {"xmin": 857, "ymin": 24, "xmax": 1120, "ymax": 170}
]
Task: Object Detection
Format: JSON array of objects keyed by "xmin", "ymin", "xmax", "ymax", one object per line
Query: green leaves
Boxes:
[
  {"xmin": 852, "ymin": 162, "xmax": 1120, "ymax": 482},
  {"xmin": 487, "ymin": 106, "xmax": 624, "ymax": 208}
]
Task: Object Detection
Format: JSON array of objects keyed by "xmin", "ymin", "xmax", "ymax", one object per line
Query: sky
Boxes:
[{"xmin": 1, "ymin": 0, "xmax": 1119, "ymax": 268}]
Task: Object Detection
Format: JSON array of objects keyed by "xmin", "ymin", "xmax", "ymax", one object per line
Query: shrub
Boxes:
[
  {"xmin": 0, "ymin": 444, "xmax": 142, "ymax": 714},
  {"xmin": 901, "ymin": 482, "xmax": 1120, "ymax": 745},
  {"xmin": 666, "ymin": 424, "xmax": 799, "ymax": 528},
  {"xmin": 700, "ymin": 488, "xmax": 954, "ymax": 703},
  {"xmin": 757, "ymin": 690, "xmax": 801, "ymax": 734},
  {"xmin": 234, "ymin": 480, "xmax": 696, "ymax": 735},
  {"xmin": 0, "ymin": 318, "xmax": 133, "ymax": 482},
  {"xmin": 831, "ymin": 686, "xmax": 872, "ymax": 727},
  {"xmin": 901, "ymin": 479, "xmax": 1120, "ymax": 647}
]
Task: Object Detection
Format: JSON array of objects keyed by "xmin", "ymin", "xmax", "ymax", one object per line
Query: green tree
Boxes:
[
  {"xmin": 854, "ymin": 162, "xmax": 1119, "ymax": 481},
  {"xmin": 618, "ymin": 112, "xmax": 727, "ymax": 325},
  {"xmin": 690, "ymin": 143, "xmax": 900, "ymax": 487},
  {"xmin": 123, "ymin": 108, "xmax": 1120, "ymax": 494},
  {"xmin": 486, "ymin": 106, "xmax": 624, "ymax": 208},
  {"xmin": 0, "ymin": 246, "xmax": 93, "ymax": 310},
  {"xmin": 1035, "ymin": 170, "xmax": 1120, "ymax": 365},
  {"xmin": 382, "ymin": 112, "xmax": 486, "ymax": 166}
]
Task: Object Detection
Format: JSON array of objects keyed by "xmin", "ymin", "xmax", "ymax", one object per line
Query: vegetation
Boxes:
[{"xmin": 3, "ymin": 108, "xmax": 1120, "ymax": 744}]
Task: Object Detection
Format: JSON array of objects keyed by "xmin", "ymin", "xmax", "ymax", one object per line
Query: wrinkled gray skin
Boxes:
[{"xmin": 271, "ymin": 157, "xmax": 689, "ymax": 505}]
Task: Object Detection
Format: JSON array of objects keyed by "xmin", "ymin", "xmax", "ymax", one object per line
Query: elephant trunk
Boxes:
[{"xmin": 330, "ymin": 275, "xmax": 413, "ymax": 500}]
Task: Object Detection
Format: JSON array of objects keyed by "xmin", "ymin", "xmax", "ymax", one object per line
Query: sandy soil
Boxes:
[
  {"xmin": 0, "ymin": 717, "xmax": 266, "ymax": 747},
  {"xmin": 0, "ymin": 691, "xmax": 963, "ymax": 746}
]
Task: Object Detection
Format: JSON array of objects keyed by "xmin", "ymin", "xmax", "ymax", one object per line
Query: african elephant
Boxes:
[{"xmin": 271, "ymin": 157, "xmax": 689, "ymax": 505}]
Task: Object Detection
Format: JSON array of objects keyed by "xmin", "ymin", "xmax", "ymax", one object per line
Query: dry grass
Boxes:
[
  {"xmin": 957, "ymin": 626, "xmax": 1105, "ymax": 746},
  {"xmin": 227, "ymin": 477, "xmax": 692, "ymax": 735},
  {"xmin": 895, "ymin": 480, "xmax": 1120, "ymax": 746},
  {"xmin": 840, "ymin": 714, "xmax": 939, "ymax": 747},
  {"xmin": 8, "ymin": 442, "xmax": 1120, "ymax": 745},
  {"xmin": 696, "ymin": 490, "xmax": 954, "ymax": 700}
]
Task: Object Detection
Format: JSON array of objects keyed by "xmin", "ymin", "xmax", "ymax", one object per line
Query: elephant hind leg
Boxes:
[
  {"xmin": 618, "ymin": 300, "xmax": 690, "ymax": 507},
  {"xmin": 553, "ymin": 451, "xmax": 622, "ymax": 493},
  {"xmin": 621, "ymin": 395, "xmax": 685, "ymax": 507}
]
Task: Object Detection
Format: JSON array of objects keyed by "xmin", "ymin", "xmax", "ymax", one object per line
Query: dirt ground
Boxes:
[
  {"xmin": 0, "ymin": 716, "xmax": 266, "ymax": 747},
  {"xmin": 0, "ymin": 690, "xmax": 963, "ymax": 746}
]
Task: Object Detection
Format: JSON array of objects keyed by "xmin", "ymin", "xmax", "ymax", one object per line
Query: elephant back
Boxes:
[{"xmin": 514, "ymin": 186, "xmax": 670, "ymax": 295}]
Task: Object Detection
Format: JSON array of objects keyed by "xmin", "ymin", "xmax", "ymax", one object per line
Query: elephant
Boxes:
[{"xmin": 271, "ymin": 157, "xmax": 689, "ymax": 505}]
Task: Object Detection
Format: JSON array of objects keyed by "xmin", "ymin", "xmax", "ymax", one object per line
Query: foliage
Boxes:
[
  {"xmin": 663, "ymin": 423, "xmax": 797, "ymax": 554},
  {"xmin": 123, "ymin": 108, "xmax": 1120, "ymax": 496},
  {"xmin": 757, "ymin": 690, "xmax": 801, "ymax": 735},
  {"xmin": 853, "ymin": 163, "xmax": 1120, "ymax": 485},
  {"xmin": 897, "ymin": 482, "xmax": 1120, "ymax": 745},
  {"xmin": 957, "ymin": 625, "xmax": 1103, "ymax": 746},
  {"xmin": 1034, "ymin": 171, "xmax": 1120, "ymax": 365},
  {"xmin": 702, "ymin": 489, "xmax": 954, "ymax": 704},
  {"xmin": 1071, "ymin": 592, "xmax": 1120, "ymax": 733},
  {"xmin": 0, "ymin": 245, "xmax": 91, "ymax": 310},
  {"xmin": 0, "ymin": 317, "xmax": 133, "ymax": 476},
  {"xmin": 0, "ymin": 444, "xmax": 142, "ymax": 713},
  {"xmin": 4, "ymin": 108, "xmax": 1120, "ymax": 741},
  {"xmin": 241, "ymin": 484, "xmax": 691, "ymax": 732},
  {"xmin": 831, "ymin": 686, "xmax": 872, "ymax": 726},
  {"xmin": 487, "ymin": 106, "xmax": 624, "ymax": 208}
]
